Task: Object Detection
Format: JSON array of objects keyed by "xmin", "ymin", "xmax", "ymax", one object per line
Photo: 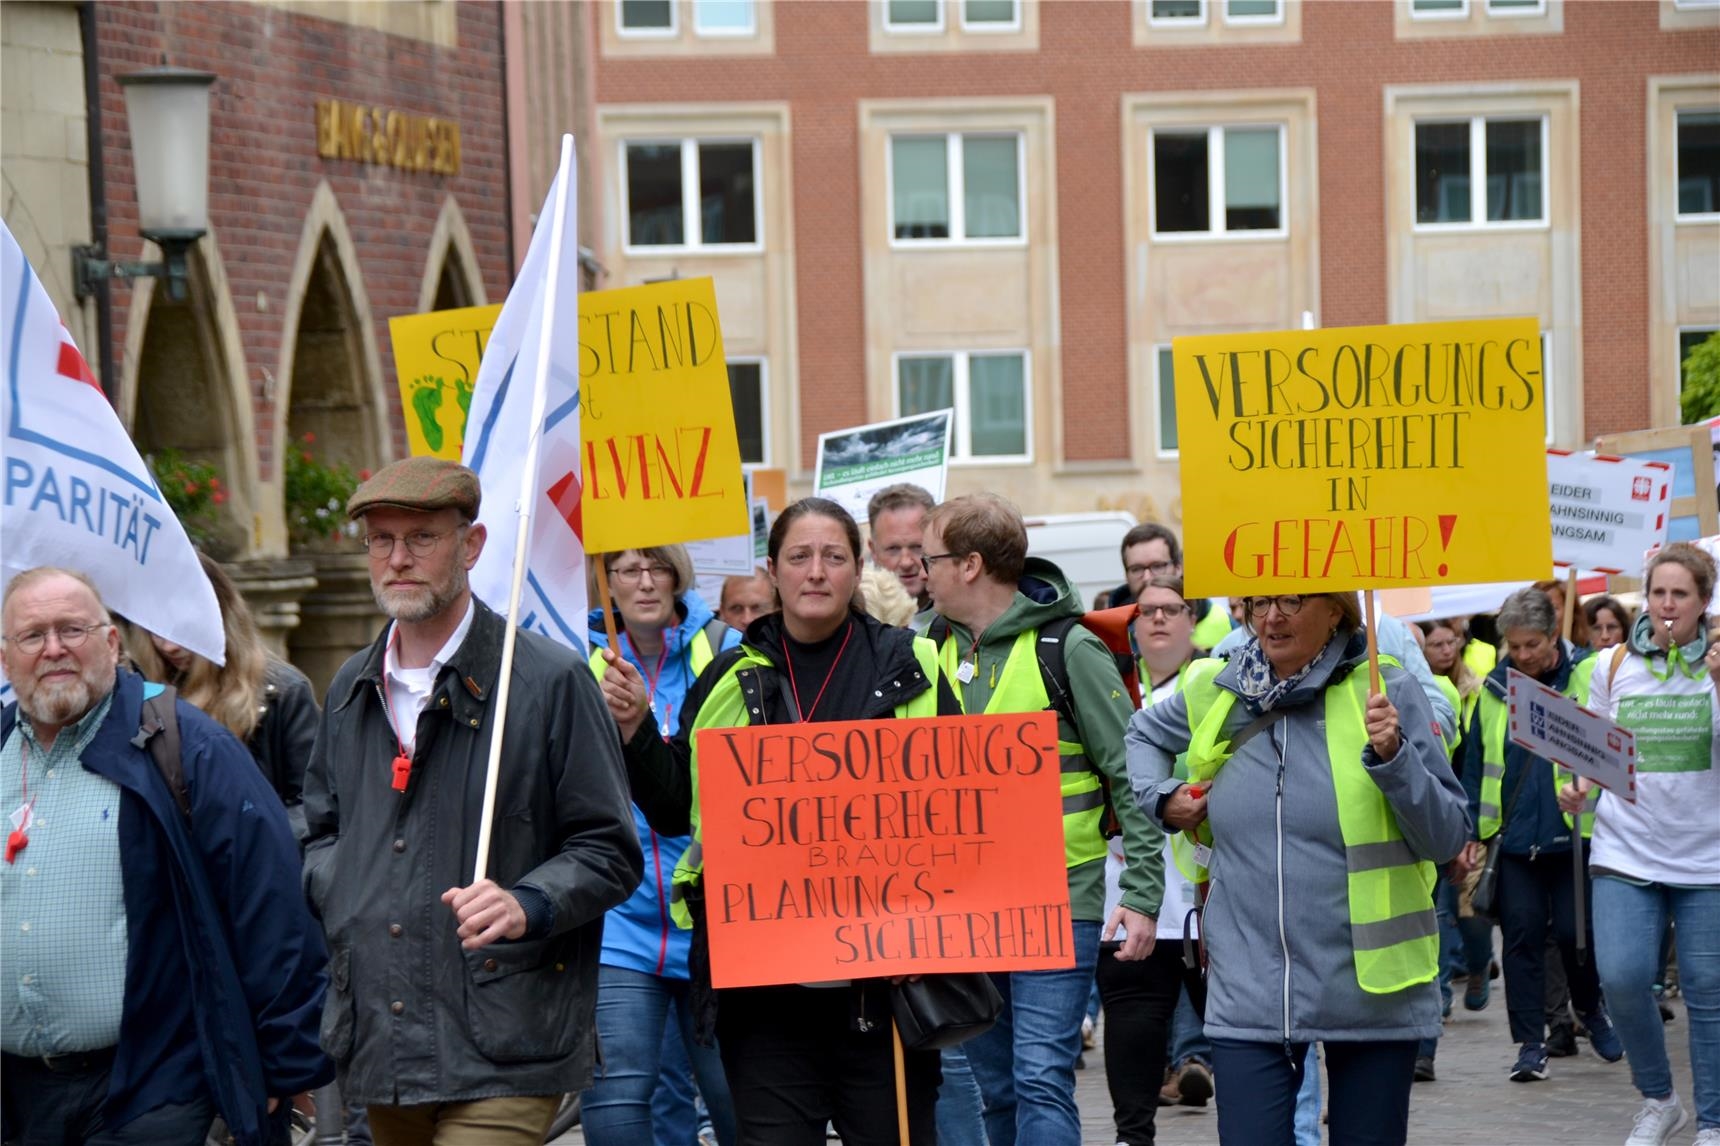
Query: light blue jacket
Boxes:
[{"xmin": 587, "ymin": 593, "xmax": 739, "ymax": 979}]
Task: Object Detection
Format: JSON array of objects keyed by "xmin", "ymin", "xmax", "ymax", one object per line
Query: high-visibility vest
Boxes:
[
  {"xmin": 667, "ymin": 637, "xmax": 942, "ymax": 927},
  {"xmin": 935, "ymin": 628, "xmax": 1109, "ymax": 870},
  {"xmin": 1463, "ymin": 639, "xmax": 1497, "ymax": 678},
  {"xmin": 1434, "ymin": 675, "xmax": 1462, "ymax": 759},
  {"xmin": 587, "ymin": 620, "xmax": 725, "ymax": 684},
  {"xmin": 1179, "ymin": 657, "xmax": 1440, "ymax": 996},
  {"xmin": 1475, "ymin": 657, "xmax": 1598, "ymax": 840},
  {"xmin": 1192, "ymin": 603, "xmax": 1233, "ymax": 650}
]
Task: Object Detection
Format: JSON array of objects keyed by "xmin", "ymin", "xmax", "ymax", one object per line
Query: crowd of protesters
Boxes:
[{"xmin": 2, "ymin": 460, "xmax": 1714, "ymax": 1146}]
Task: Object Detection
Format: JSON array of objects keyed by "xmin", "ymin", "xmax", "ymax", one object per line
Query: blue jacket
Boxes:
[
  {"xmin": 1463, "ymin": 645, "xmax": 1593, "ymax": 857},
  {"xmin": 588, "ymin": 593, "xmax": 739, "ymax": 979},
  {"xmin": 1, "ymin": 670, "xmax": 332, "ymax": 1145}
]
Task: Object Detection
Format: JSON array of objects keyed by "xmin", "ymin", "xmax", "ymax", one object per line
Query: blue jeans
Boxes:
[
  {"xmin": 966, "ymin": 920, "xmax": 1100, "ymax": 1146},
  {"xmin": 1420, "ymin": 881, "xmax": 1460, "ymax": 1059},
  {"xmin": 1212, "ymin": 1038, "xmax": 1415, "ymax": 1146},
  {"xmin": 1593, "ymin": 877, "xmax": 1720, "ymax": 1130},
  {"xmin": 1169, "ymin": 987, "xmax": 1210, "ymax": 1067},
  {"xmin": 934, "ymin": 1045, "xmax": 988, "ymax": 1146},
  {"xmin": 1294, "ymin": 1044, "xmax": 1320, "ymax": 1146},
  {"xmin": 581, "ymin": 965, "xmax": 736, "ymax": 1146},
  {"xmin": 652, "ymin": 1017, "xmax": 712, "ymax": 1146}
]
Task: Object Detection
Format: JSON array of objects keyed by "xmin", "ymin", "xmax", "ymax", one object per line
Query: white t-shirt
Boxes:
[
  {"xmin": 382, "ymin": 600, "xmax": 476, "ymax": 753},
  {"xmin": 1587, "ymin": 645, "xmax": 1720, "ymax": 887}
]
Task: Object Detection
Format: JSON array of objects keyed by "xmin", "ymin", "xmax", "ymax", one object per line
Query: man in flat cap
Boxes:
[{"xmin": 300, "ymin": 456, "xmax": 643, "ymax": 1146}]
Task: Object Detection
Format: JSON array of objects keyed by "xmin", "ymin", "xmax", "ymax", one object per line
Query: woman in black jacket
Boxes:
[{"xmin": 599, "ymin": 498, "xmax": 963, "ymax": 1146}]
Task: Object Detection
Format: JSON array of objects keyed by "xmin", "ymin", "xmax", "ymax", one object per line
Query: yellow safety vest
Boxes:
[
  {"xmin": 1192, "ymin": 604, "xmax": 1234, "ymax": 651},
  {"xmin": 667, "ymin": 637, "xmax": 942, "ymax": 927},
  {"xmin": 1434, "ymin": 675, "xmax": 1462, "ymax": 759},
  {"xmin": 588, "ymin": 625, "xmax": 722, "ymax": 685},
  {"xmin": 1475, "ymin": 657, "xmax": 1598, "ymax": 840},
  {"xmin": 936, "ymin": 629, "xmax": 1109, "ymax": 870},
  {"xmin": 1463, "ymin": 639, "xmax": 1498, "ymax": 678},
  {"xmin": 1179, "ymin": 657, "xmax": 1440, "ymax": 996}
]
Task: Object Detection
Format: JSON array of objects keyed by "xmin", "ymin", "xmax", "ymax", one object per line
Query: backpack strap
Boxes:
[
  {"xmin": 701, "ymin": 617, "xmax": 733, "ymax": 652},
  {"xmin": 1033, "ymin": 615, "xmax": 1081, "ymax": 729},
  {"xmin": 925, "ymin": 614, "xmax": 951, "ymax": 647},
  {"xmin": 132, "ymin": 684, "xmax": 189, "ymax": 822},
  {"xmin": 1607, "ymin": 644, "xmax": 1628, "ymax": 692}
]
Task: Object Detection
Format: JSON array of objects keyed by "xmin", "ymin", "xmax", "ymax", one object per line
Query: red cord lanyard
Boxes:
[
  {"xmin": 378, "ymin": 632, "xmax": 418, "ymax": 792},
  {"xmin": 6, "ymin": 741, "xmax": 34, "ymax": 864},
  {"xmin": 627, "ymin": 634, "xmax": 674, "ymax": 735},
  {"xmin": 781, "ymin": 620, "xmax": 854, "ymax": 723}
]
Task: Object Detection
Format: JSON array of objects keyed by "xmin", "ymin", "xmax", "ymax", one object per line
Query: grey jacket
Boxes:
[
  {"xmin": 301, "ymin": 598, "xmax": 644, "ymax": 1105},
  {"xmin": 1125, "ymin": 631, "xmax": 1469, "ymax": 1044}
]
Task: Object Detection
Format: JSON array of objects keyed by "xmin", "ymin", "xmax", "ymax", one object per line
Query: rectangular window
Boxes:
[
  {"xmin": 1486, "ymin": 0, "xmax": 1545, "ymax": 12},
  {"xmin": 727, "ymin": 360, "xmax": 768, "ymax": 464},
  {"xmin": 694, "ymin": 0, "xmax": 756, "ymax": 35},
  {"xmin": 1149, "ymin": 0, "xmax": 1206, "ymax": 22},
  {"xmin": 1410, "ymin": 0, "xmax": 1468, "ymax": 15},
  {"xmin": 1677, "ymin": 109, "xmax": 1720, "ymax": 219},
  {"xmin": 619, "ymin": 0, "xmax": 675, "ymax": 34},
  {"xmin": 1224, "ymin": 0, "xmax": 1280, "ymax": 21},
  {"xmin": 1414, "ymin": 117, "xmax": 1545, "ymax": 227},
  {"xmin": 1681, "ymin": 328, "xmax": 1719, "ymax": 364},
  {"xmin": 963, "ymin": 0, "xmax": 1020, "ymax": 27},
  {"xmin": 1152, "ymin": 125, "xmax": 1283, "ymax": 236},
  {"xmin": 886, "ymin": 0, "xmax": 944, "ymax": 30},
  {"xmin": 1154, "ymin": 346, "xmax": 1179, "ymax": 455},
  {"xmin": 624, "ymin": 139, "xmax": 759, "ymax": 251},
  {"xmin": 890, "ymin": 134, "xmax": 1023, "ymax": 243},
  {"xmin": 896, "ymin": 351, "xmax": 1031, "ymax": 460}
]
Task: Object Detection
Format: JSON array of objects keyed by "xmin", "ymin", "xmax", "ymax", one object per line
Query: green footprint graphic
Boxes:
[{"xmin": 411, "ymin": 378, "xmax": 446, "ymax": 453}]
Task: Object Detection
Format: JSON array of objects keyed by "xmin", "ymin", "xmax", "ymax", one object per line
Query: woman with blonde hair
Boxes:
[{"xmin": 122, "ymin": 551, "xmax": 319, "ymax": 839}]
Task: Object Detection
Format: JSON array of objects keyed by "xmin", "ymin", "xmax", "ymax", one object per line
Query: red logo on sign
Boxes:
[
  {"xmin": 1607, "ymin": 731, "xmax": 1622, "ymax": 752},
  {"xmin": 1632, "ymin": 477, "xmax": 1651, "ymax": 501}
]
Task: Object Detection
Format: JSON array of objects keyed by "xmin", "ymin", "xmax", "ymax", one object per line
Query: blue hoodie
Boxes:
[{"xmin": 588, "ymin": 592, "xmax": 740, "ymax": 979}]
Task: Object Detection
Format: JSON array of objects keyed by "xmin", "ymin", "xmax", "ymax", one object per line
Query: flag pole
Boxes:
[{"xmin": 473, "ymin": 134, "xmax": 576, "ymax": 885}]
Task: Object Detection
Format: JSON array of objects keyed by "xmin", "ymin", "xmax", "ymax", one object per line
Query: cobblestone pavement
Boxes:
[{"xmin": 555, "ymin": 989, "xmax": 1697, "ymax": 1145}]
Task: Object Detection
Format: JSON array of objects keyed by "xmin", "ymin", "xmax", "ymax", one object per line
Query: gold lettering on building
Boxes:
[{"xmin": 315, "ymin": 100, "xmax": 461, "ymax": 176}]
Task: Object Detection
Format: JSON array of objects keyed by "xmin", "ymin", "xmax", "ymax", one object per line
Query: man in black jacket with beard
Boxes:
[{"xmin": 301, "ymin": 457, "xmax": 642, "ymax": 1146}]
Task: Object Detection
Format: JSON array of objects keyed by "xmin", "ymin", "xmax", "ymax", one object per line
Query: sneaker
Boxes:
[
  {"xmin": 1547, "ymin": 1024, "xmax": 1579, "ymax": 1058},
  {"xmin": 1176, "ymin": 1061, "xmax": 1213, "ymax": 1107},
  {"xmin": 1692, "ymin": 1128, "xmax": 1720, "ymax": 1146},
  {"xmin": 1074, "ymin": 1051, "xmax": 1087, "ymax": 1071},
  {"xmin": 1413, "ymin": 1055, "xmax": 1437, "ymax": 1082},
  {"xmin": 1158, "ymin": 1069, "xmax": 1181, "ymax": 1107},
  {"xmin": 1464, "ymin": 974, "xmax": 1491, "ymax": 1011},
  {"xmin": 1510, "ymin": 1041, "xmax": 1550, "ymax": 1082},
  {"xmin": 1583, "ymin": 1008, "xmax": 1625, "ymax": 1063},
  {"xmin": 1659, "ymin": 1001, "xmax": 1676, "ymax": 1023},
  {"xmin": 1491, "ymin": 959, "xmax": 1501, "ymax": 981},
  {"xmin": 1624, "ymin": 1094, "xmax": 1688, "ymax": 1145},
  {"xmin": 1081, "ymin": 1014, "xmax": 1096, "ymax": 1050}
]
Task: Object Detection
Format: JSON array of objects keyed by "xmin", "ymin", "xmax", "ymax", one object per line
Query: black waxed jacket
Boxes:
[{"xmin": 301, "ymin": 598, "xmax": 643, "ymax": 1105}]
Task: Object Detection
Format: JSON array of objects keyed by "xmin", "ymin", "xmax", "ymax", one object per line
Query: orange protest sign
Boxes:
[{"xmin": 696, "ymin": 712, "xmax": 1073, "ymax": 989}]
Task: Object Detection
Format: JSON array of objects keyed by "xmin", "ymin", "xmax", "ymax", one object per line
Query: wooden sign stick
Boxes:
[
  {"xmin": 594, "ymin": 561, "xmax": 622, "ymax": 652},
  {"xmin": 1562, "ymin": 565, "xmax": 1579, "ymax": 644},
  {"xmin": 893, "ymin": 1019, "xmax": 911, "ymax": 1144},
  {"xmin": 1365, "ymin": 589, "xmax": 1382, "ymax": 696}
]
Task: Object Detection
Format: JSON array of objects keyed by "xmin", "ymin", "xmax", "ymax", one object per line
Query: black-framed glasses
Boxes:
[
  {"xmin": 362, "ymin": 528, "xmax": 462, "ymax": 559},
  {"xmin": 1139, "ymin": 603, "xmax": 1192, "ymax": 620},
  {"xmin": 1126, "ymin": 561, "xmax": 1177, "ymax": 579},
  {"xmin": 2, "ymin": 622, "xmax": 110, "ymax": 656},
  {"xmin": 919, "ymin": 552, "xmax": 957, "ymax": 574},
  {"xmin": 1245, "ymin": 595, "xmax": 1306, "ymax": 618}
]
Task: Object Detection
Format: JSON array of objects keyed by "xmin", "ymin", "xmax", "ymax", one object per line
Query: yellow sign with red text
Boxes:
[{"xmin": 1173, "ymin": 318, "xmax": 1552, "ymax": 596}]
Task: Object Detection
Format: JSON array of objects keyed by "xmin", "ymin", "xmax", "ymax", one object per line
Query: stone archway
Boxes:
[
  {"xmin": 275, "ymin": 183, "xmax": 392, "ymax": 693},
  {"xmin": 417, "ymin": 194, "xmax": 488, "ymax": 314},
  {"xmin": 121, "ymin": 230, "xmax": 258, "ymax": 562}
]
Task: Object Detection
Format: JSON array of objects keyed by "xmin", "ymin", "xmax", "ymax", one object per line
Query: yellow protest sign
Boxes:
[
  {"xmin": 385, "ymin": 279, "xmax": 748, "ymax": 551},
  {"xmin": 388, "ymin": 303, "xmax": 502, "ymax": 460},
  {"xmin": 1173, "ymin": 318, "xmax": 1551, "ymax": 596},
  {"xmin": 580, "ymin": 278, "xmax": 747, "ymax": 550}
]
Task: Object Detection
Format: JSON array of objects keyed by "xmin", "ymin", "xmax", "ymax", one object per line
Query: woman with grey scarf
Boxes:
[{"xmin": 1125, "ymin": 592, "xmax": 1468, "ymax": 1146}]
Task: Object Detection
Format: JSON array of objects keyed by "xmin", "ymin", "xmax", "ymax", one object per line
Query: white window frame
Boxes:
[
  {"xmin": 1222, "ymin": 0, "xmax": 1284, "ymax": 25},
  {"xmin": 1672, "ymin": 0, "xmax": 1720, "ymax": 9},
  {"xmin": 891, "ymin": 349, "xmax": 1034, "ymax": 464},
  {"xmin": 1152, "ymin": 344, "xmax": 1180, "ymax": 458},
  {"xmin": 887, "ymin": 132, "xmax": 1028, "ymax": 249},
  {"xmin": 616, "ymin": 0, "xmax": 678, "ymax": 38},
  {"xmin": 725, "ymin": 355, "xmax": 771, "ymax": 467},
  {"xmin": 1147, "ymin": 123, "xmax": 1289, "ymax": 241},
  {"xmin": 1675, "ymin": 108, "xmax": 1720, "ymax": 223},
  {"xmin": 1147, "ymin": 0, "xmax": 1208, "ymax": 26},
  {"xmin": 960, "ymin": 0, "xmax": 1023, "ymax": 32},
  {"xmin": 619, "ymin": 137, "xmax": 765, "ymax": 255},
  {"xmin": 693, "ymin": 0, "xmax": 758, "ymax": 37},
  {"xmin": 884, "ymin": 0, "xmax": 946, "ymax": 34},
  {"xmin": 1410, "ymin": 115, "xmax": 1550, "ymax": 233},
  {"xmin": 1485, "ymin": 0, "xmax": 1546, "ymax": 16},
  {"xmin": 1409, "ymin": 0, "xmax": 1470, "ymax": 19}
]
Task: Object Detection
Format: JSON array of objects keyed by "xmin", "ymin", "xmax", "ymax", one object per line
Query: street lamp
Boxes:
[{"xmin": 73, "ymin": 67, "xmax": 216, "ymax": 304}]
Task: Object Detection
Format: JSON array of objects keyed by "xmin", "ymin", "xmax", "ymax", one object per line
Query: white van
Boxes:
[{"xmin": 1022, "ymin": 511, "xmax": 1137, "ymax": 608}]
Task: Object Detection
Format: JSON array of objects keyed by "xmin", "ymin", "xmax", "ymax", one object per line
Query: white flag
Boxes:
[
  {"xmin": 0, "ymin": 221, "xmax": 225, "ymax": 665},
  {"xmin": 462, "ymin": 137, "xmax": 588, "ymax": 654}
]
